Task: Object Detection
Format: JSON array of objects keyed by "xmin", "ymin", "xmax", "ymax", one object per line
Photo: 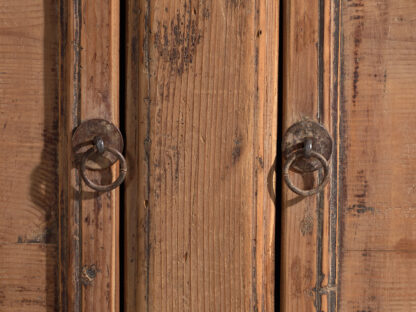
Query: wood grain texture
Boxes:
[
  {"xmin": 79, "ymin": 0, "xmax": 119, "ymax": 311},
  {"xmin": 59, "ymin": 0, "xmax": 120, "ymax": 311},
  {"xmin": 280, "ymin": 0, "xmax": 326, "ymax": 310},
  {"xmin": 338, "ymin": 0, "xmax": 416, "ymax": 310},
  {"xmin": 0, "ymin": 244, "xmax": 57, "ymax": 311},
  {"xmin": 124, "ymin": 0, "xmax": 278, "ymax": 310},
  {"xmin": 0, "ymin": 1, "xmax": 59, "ymax": 310}
]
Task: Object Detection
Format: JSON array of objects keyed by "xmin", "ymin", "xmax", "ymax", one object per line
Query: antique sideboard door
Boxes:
[
  {"xmin": 3, "ymin": 0, "xmax": 414, "ymax": 311},
  {"xmin": 0, "ymin": 0, "xmax": 278, "ymax": 311},
  {"xmin": 0, "ymin": 0, "xmax": 121, "ymax": 311},
  {"xmin": 122, "ymin": 0, "xmax": 278, "ymax": 310},
  {"xmin": 280, "ymin": 0, "xmax": 416, "ymax": 311}
]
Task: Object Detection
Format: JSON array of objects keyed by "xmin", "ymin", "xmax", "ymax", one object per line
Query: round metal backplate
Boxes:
[
  {"xmin": 282, "ymin": 119, "xmax": 332, "ymax": 173},
  {"xmin": 72, "ymin": 119, "xmax": 124, "ymax": 170}
]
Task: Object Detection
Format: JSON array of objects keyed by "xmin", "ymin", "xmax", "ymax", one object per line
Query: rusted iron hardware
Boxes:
[
  {"xmin": 72, "ymin": 119, "xmax": 127, "ymax": 192},
  {"xmin": 282, "ymin": 119, "xmax": 332, "ymax": 197}
]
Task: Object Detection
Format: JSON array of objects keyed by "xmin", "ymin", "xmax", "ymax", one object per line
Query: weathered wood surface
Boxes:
[
  {"xmin": 0, "ymin": 1, "xmax": 59, "ymax": 311},
  {"xmin": 280, "ymin": 0, "xmax": 328, "ymax": 310},
  {"xmin": 124, "ymin": 0, "xmax": 278, "ymax": 310},
  {"xmin": 282, "ymin": 0, "xmax": 416, "ymax": 311},
  {"xmin": 338, "ymin": 0, "xmax": 416, "ymax": 310},
  {"xmin": 59, "ymin": 0, "xmax": 120, "ymax": 311}
]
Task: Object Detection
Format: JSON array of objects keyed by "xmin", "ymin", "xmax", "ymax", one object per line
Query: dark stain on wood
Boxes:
[
  {"xmin": 347, "ymin": 204, "xmax": 374, "ymax": 215},
  {"xmin": 257, "ymin": 156, "xmax": 264, "ymax": 168},
  {"xmin": 351, "ymin": 0, "xmax": 364, "ymax": 106},
  {"xmin": 154, "ymin": 2, "xmax": 204, "ymax": 75},
  {"xmin": 354, "ymin": 169, "xmax": 369, "ymax": 206},
  {"xmin": 202, "ymin": 7, "xmax": 210, "ymax": 19},
  {"xmin": 232, "ymin": 135, "xmax": 243, "ymax": 164},
  {"xmin": 17, "ymin": 229, "xmax": 53, "ymax": 244},
  {"xmin": 81, "ymin": 264, "xmax": 98, "ymax": 286}
]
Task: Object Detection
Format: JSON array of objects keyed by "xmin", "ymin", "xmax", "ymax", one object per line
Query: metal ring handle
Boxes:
[
  {"xmin": 80, "ymin": 146, "xmax": 127, "ymax": 192},
  {"xmin": 283, "ymin": 149, "xmax": 330, "ymax": 197}
]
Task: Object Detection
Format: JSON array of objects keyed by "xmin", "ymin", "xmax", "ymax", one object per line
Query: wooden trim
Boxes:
[
  {"xmin": 279, "ymin": 1, "xmax": 341, "ymax": 310},
  {"xmin": 59, "ymin": 0, "xmax": 120, "ymax": 311},
  {"xmin": 280, "ymin": 0, "xmax": 327, "ymax": 310}
]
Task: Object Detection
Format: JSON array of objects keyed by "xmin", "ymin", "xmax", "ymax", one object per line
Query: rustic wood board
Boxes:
[
  {"xmin": 124, "ymin": 0, "xmax": 278, "ymax": 310},
  {"xmin": 79, "ymin": 0, "xmax": 120, "ymax": 311},
  {"xmin": 338, "ymin": 0, "xmax": 416, "ymax": 310},
  {"xmin": 283, "ymin": 0, "xmax": 416, "ymax": 310},
  {"xmin": 280, "ymin": 0, "xmax": 326, "ymax": 310},
  {"xmin": 0, "ymin": 244, "xmax": 57, "ymax": 311},
  {"xmin": 0, "ymin": 1, "xmax": 59, "ymax": 310},
  {"xmin": 59, "ymin": 0, "xmax": 120, "ymax": 311}
]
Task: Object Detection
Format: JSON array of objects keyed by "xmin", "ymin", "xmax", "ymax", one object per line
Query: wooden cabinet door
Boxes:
[
  {"xmin": 0, "ymin": 1, "xmax": 120, "ymax": 311},
  {"xmin": 123, "ymin": 0, "xmax": 278, "ymax": 311},
  {"xmin": 281, "ymin": 0, "xmax": 416, "ymax": 311},
  {"xmin": 0, "ymin": 0, "xmax": 278, "ymax": 311},
  {"xmin": 7, "ymin": 0, "xmax": 415, "ymax": 311}
]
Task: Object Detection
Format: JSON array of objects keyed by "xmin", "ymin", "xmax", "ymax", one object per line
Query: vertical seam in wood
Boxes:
[
  {"xmin": 73, "ymin": 0, "xmax": 82, "ymax": 310},
  {"xmin": 252, "ymin": 0, "xmax": 260, "ymax": 311},
  {"xmin": 315, "ymin": 0, "xmax": 325, "ymax": 311},
  {"xmin": 59, "ymin": 0, "xmax": 68, "ymax": 310},
  {"xmin": 143, "ymin": 0, "xmax": 151, "ymax": 310},
  {"xmin": 337, "ymin": 0, "xmax": 345, "ymax": 309},
  {"xmin": 328, "ymin": 0, "xmax": 341, "ymax": 311}
]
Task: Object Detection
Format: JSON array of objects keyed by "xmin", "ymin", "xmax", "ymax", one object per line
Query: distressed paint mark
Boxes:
[
  {"xmin": 232, "ymin": 136, "xmax": 243, "ymax": 164},
  {"xmin": 17, "ymin": 228, "xmax": 53, "ymax": 244},
  {"xmin": 350, "ymin": 0, "xmax": 364, "ymax": 106},
  {"xmin": 154, "ymin": 2, "xmax": 205, "ymax": 75},
  {"xmin": 347, "ymin": 204, "xmax": 374, "ymax": 215}
]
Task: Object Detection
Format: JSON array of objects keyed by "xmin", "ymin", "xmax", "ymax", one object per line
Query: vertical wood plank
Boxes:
[
  {"xmin": 79, "ymin": 0, "xmax": 120, "ymax": 310},
  {"xmin": 59, "ymin": 0, "xmax": 81, "ymax": 310},
  {"xmin": 124, "ymin": 0, "xmax": 278, "ymax": 310},
  {"xmin": 0, "ymin": 1, "xmax": 59, "ymax": 311},
  {"xmin": 59, "ymin": 0, "xmax": 120, "ymax": 311},
  {"xmin": 280, "ymin": 0, "xmax": 323, "ymax": 310},
  {"xmin": 337, "ymin": 0, "xmax": 416, "ymax": 310}
]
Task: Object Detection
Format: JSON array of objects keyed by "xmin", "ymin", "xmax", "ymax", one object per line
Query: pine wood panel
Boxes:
[
  {"xmin": 0, "ymin": 1, "xmax": 59, "ymax": 310},
  {"xmin": 124, "ymin": 0, "xmax": 278, "ymax": 310},
  {"xmin": 338, "ymin": 0, "xmax": 416, "ymax": 310},
  {"xmin": 0, "ymin": 244, "xmax": 57, "ymax": 311},
  {"xmin": 280, "ymin": 0, "xmax": 327, "ymax": 310},
  {"xmin": 79, "ymin": 0, "xmax": 120, "ymax": 311},
  {"xmin": 59, "ymin": 0, "xmax": 120, "ymax": 311}
]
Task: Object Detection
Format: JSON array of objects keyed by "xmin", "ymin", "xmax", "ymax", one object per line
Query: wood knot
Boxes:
[{"xmin": 81, "ymin": 264, "xmax": 98, "ymax": 285}]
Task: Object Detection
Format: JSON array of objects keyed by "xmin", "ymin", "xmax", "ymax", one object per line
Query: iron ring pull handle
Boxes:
[
  {"xmin": 80, "ymin": 137, "xmax": 127, "ymax": 192},
  {"xmin": 282, "ymin": 119, "xmax": 333, "ymax": 197},
  {"xmin": 283, "ymin": 145, "xmax": 330, "ymax": 197}
]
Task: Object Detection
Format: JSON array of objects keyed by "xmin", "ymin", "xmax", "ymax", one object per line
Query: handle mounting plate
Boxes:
[
  {"xmin": 72, "ymin": 119, "xmax": 124, "ymax": 170},
  {"xmin": 282, "ymin": 119, "xmax": 332, "ymax": 173}
]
